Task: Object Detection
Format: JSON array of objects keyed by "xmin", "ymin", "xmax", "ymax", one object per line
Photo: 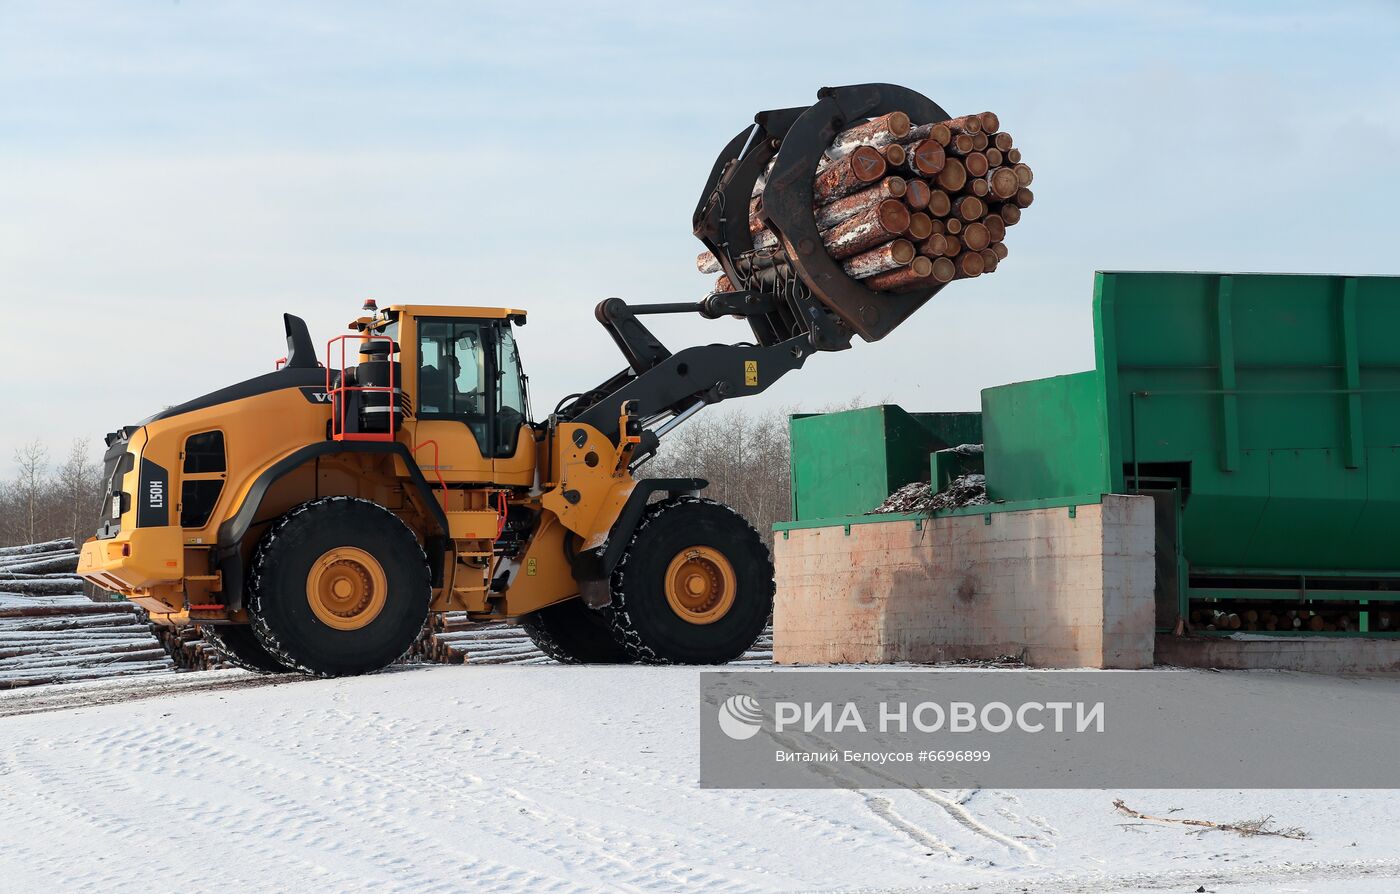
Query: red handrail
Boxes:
[{"xmin": 326, "ymin": 334, "xmax": 397, "ymax": 442}]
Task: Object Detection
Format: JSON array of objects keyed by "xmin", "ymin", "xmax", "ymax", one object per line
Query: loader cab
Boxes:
[{"xmin": 390, "ymin": 305, "xmax": 534, "ymax": 486}]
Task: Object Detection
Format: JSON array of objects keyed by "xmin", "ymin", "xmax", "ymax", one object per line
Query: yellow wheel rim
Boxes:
[
  {"xmin": 306, "ymin": 546, "xmax": 387, "ymax": 631},
  {"xmin": 664, "ymin": 546, "xmax": 736, "ymax": 625}
]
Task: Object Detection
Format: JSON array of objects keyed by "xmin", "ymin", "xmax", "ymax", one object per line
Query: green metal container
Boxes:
[
  {"xmin": 982, "ymin": 270, "xmax": 1400, "ymax": 620},
  {"xmin": 1098, "ymin": 272, "xmax": 1400, "ymax": 573},
  {"xmin": 788, "ymin": 405, "xmax": 981, "ymax": 520}
]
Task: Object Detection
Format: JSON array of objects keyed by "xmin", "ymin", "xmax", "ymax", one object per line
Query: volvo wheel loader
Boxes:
[{"xmin": 77, "ymin": 84, "xmax": 975, "ymax": 674}]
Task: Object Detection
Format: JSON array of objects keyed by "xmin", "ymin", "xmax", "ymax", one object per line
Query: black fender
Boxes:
[
  {"xmin": 213, "ymin": 441, "xmax": 450, "ymax": 608},
  {"xmin": 572, "ymin": 477, "xmax": 706, "ymax": 609}
]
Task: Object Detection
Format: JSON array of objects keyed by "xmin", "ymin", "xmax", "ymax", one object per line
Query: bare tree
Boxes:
[
  {"xmin": 54, "ymin": 440, "xmax": 106, "ymax": 547},
  {"xmin": 10, "ymin": 441, "xmax": 49, "ymax": 545},
  {"xmin": 644, "ymin": 407, "xmax": 794, "ymax": 546}
]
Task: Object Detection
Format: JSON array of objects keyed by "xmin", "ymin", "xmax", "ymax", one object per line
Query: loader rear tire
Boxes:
[
  {"xmin": 200, "ymin": 624, "xmax": 290, "ymax": 674},
  {"xmin": 520, "ymin": 598, "xmax": 633, "ymax": 664},
  {"xmin": 248, "ymin": 496, "xmax": 431, "ymax": 677},
  {"xmin": 603, "ymin": 496, "xmax": 773, "ymax": 664}
]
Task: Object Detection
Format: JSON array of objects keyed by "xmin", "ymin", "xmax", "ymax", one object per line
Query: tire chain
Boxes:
[
  {"xmin": 248, "ymin": 495, "xmax": 431, "ymax": 677},
  {"xmin": 600, "ymin": 495, "xmax": 771, "ymax": 664}
]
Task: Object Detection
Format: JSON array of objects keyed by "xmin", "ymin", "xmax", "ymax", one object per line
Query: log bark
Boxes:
[
  {"xmin": 867, "ymin": 255, "xmax": 934, "ymax": 291},
  {"xmin": 822, "ymin": 200, "xmax": 911, "ymax": 259},
  {"xmin": 813, "ymin": 146, "xmax": 887, "ymax": 202},
  {"xmin": 827, "ymin": 111, "xmax": 912, "ymax": 159},
  {"xmin": 0, "ymin": 540, "xmax": 74, "ymax": 558},
  {"xmin": 944, "ymin": 114, "xmax": 983, "ymax": 135},
  {"xmin": 948, "ymin": 133, "xmax": 976, "ymax": 155},
  {"xmin": 905, "ymin": 122, "xmax": 951, "ymax": 146},
  {"xmin": 842, "ymin": 239, "xmax": 915, "ymax": 278},
  {"xmin": 813, "ymin": 177, "xmax": 907, "ymax": 229},
  {"xmin": 697, "ymin": 251, "xmax": 721, "ymax": 275}
]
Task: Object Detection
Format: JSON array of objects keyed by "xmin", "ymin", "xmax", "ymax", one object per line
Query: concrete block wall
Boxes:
[{"xmin": 773, "ymin": 494, "xmax": 1156, "ymax": 669}]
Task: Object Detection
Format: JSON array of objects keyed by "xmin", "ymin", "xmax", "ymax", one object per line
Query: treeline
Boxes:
[
  {"xmin": 643, "ymin": 407, "xmax": 793, "ymax": 544},
  {"xmin": 0, "ymin": 441, "xmax": 107, "ymax": 548}
]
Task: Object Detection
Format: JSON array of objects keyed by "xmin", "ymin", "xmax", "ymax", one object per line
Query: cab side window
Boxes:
[
  {"xmin": 494, "ymin": 327, "xmax": 529, "ymax": 457},
  {"xmin": 418, "ymin": 320, "xmax": 490, "ymax": 455}
]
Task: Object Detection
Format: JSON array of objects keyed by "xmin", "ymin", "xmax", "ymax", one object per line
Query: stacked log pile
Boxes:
[
  {"xmin": 699, "ymin": 109, "xmax": 1033, "ymax": 292},
  {"xmin": 0, "ymin": 539, "xmax": 175, "ymax": 688},
  {"xmin": 157, "ymin": 625, "xmax": 226, "ymax": 671},
  {"xmin": 406, "ymin": 613, "xmax": 774, "ymax": 665},
  {"xmin": 1191, "ymin": 606, "xmax": 1368, "ymax": 633}
]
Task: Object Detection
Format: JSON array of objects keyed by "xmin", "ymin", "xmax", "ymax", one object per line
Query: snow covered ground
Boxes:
[{"xmin": 2, "ymin": 665, "xmax": 1397, "ymax": 893}]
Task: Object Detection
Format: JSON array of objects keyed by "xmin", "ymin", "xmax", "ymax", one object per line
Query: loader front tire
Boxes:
[
  {"xmin": 248, "ymin": 496, "xmax": 431, "ymax": 677},
  {"xmin": 603, "ymin": 496, "xmax": 773, "ymax": 664},
  {"xmin": 200, "ymin": 624, "xmax": 290, "ymax": 674},
  {"xmin": 520, "ymin": 598, "xmax": 633, "ymax": 664}
]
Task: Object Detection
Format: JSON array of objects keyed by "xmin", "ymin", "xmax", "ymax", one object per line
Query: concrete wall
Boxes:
[{"xmin": 773, "ymin": 494, "xmax": 1156, "ymax": 669}]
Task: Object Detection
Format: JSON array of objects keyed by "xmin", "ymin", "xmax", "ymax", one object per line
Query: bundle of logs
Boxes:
[
  {"xmin": 698, "ymin": 109, "xmax": 1033, "ymax": 292},
  {"xmin": 0, "ymin": 538, "xmax": 176, "ymax": 688}
]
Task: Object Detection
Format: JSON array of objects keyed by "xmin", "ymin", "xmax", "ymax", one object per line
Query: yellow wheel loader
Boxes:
[{"xmin": 76, "ymin": 83, "xmax": 972, "ymax": 674}]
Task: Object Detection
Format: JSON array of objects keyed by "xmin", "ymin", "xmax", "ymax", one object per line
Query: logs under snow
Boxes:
[{"xmin": 0, "ymin": 538, "xmax": 176, "ymax": 688}]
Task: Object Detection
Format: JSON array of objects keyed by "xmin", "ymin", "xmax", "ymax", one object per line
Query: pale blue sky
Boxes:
[{"xmin": 3, "ymin": 1, "xmax": 1398, "ymax": 473}]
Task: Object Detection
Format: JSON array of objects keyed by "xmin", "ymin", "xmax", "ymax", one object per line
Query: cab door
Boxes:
[
  {"xmin": 405, "ymin": 317, "xmax": 496, "ymax": 484},
  {"xmin": 403, "ymin": 316, "xmax": 534, "ymax": 486}
]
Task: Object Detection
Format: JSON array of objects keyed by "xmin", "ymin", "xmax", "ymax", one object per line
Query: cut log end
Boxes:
[
  {"xmin": 850, "ymin": 146, "xmax": 887, "ymax": 182},
  {"xmin": 965, "ymin": 152, "xmax": 989, "ymax": 178},
  {"xmin": 988, "ymin": 167, "xmax": 1019, "ymax": 200},
  {"xmin": 906, "ymin": 211, "xmax": 934, "ymax": 241},
  {"xmin": 936, "ymin": 157, "xmax": 967, "ymax": 192},
  {"xmin": 927, "ymin": 189, "xmax": 951, "ymax": 218},
  {"xmin": 956, "ymin": 195, "xmax": 986, "ymax": 222},
  {"xmin": 1014, "ymin": 163, "xmax": 1034, "ymax": 187},
  {"xmin": 977, "ymin": 111, "xmax": 1000, "ymax": 133},
  {"xmin": 904, "ymin": 178, "xmax": 931, "ymax": 210},
  {"xmin": 932, "ymin": 256, "xmax": 956, "ymax": 283},
  {"xmin": 956, "ymin": 251, "xmax": 986, "ymax": 278},
  {"xmin": 877, "ymin": 199, "xmax": 912, "ymax": 235},
  {"xmin": 962, "ymin": 221, "xmax": 991, "ymax": 252}
]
